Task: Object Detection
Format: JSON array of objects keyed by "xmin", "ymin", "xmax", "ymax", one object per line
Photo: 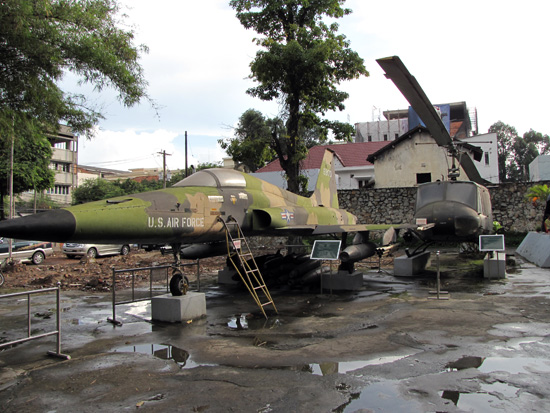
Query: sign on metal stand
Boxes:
[{"xmin": 429, "ymin": 251, "xmax": 449, "ymax": 300}]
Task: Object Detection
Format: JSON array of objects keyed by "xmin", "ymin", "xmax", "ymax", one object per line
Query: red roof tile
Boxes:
[{"xmin": 255, "ymin": 141, "xmax": 391, "ymax": 172}]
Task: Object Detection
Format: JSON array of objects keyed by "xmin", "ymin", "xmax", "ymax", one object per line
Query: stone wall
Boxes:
[{"xmin": 338, "ymin": 181, "xmax": 547, "ymax": 233}]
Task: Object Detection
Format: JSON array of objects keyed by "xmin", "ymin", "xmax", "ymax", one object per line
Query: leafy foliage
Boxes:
[
  {"xmin": 489, "ymin": 121, "xmax": 518, "ymax": 182},
  {"xmin": 219, "ymin": 109, "xmax": 277, "ymax": 172},
  {"xmin": 489, "ymin": 121, "xmax": 550, "ymax": 182},
  {"xmin": 0, "ymin": 114, "xmax": 56, "ymax": 218},
  {"xmin": 0, "ymin": 0, "xmax": 151, "ymax": 138},
  {"xmin": 73, "ymin": 162, "xmax": 223, "ymax": 204},
  {"xmin": 525, "ymin": 184, "xmax": 550, "ymax": 206},
  {"xmin": 72, "ymin": 178, "xmax": 165, "ymax": 205},
  {"xmin": 229, "ymin": 0, "xmax": 368, "ymax": 193}
]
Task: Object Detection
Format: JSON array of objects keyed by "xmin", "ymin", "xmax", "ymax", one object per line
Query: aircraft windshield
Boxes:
[
  {"xmin": 173, "ymin": 169, "xmax": 247, "ymax": 188},
  {"xmin": 416, "ymin": 182, "xmax": 477, "ymax": 209}
]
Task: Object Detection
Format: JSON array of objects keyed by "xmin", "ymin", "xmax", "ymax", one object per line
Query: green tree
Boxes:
[
  {"xmin": 0, "ymin": 115, "xmax": 55, "ymax": 219},
  {"xmin": 489, "ymin": 121, "xmax": 519, "ymax": 182},
  {"xmin": 219, "ymin": 109, "xmax": 277, "ymax": 172},
  {"xmin": 72, "ymin": 179, "xmax": 125, "ymax": 204},
  {"xmin": 0, "ymin": 0, "xmax": 151, "ymax": 138},
  {"xmin": 230, "ymin": 0, "xmax": 368, "ymax": 193},
  {"xmin": 509, "ymin": 130, "xmax": 550, "ymax": 181},
  {"xmin": 490, "ymin": 121, "xmax": 550, "ymax": 182}
]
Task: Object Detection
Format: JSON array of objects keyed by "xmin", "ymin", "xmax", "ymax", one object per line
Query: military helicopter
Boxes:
[
  {"xmin": 0, "ymin": 149, "xmax": 400, "ymax": 292},
  {"xmin": 375, "ymin": 56, "xmax": 493, "ymax": 252}
]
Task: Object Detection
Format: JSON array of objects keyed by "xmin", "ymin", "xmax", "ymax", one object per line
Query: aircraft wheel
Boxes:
[
  {"xmin": 169, "ymin": 271, "xmax": 189, "ymax": 296},
  {"xmin": 32, "ymin": 251, "xmax": 45, "ymax": 265}
]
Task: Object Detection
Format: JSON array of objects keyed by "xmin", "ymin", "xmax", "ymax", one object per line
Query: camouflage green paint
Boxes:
[{"xmin": 0, "ymin": 149, "xmax": 395, "ymax": 244}]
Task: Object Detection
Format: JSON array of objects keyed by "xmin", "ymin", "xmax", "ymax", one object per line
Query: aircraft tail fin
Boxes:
[{"xmin": 311, "ymin": 149, "xmax": 339, "ymax": 208}]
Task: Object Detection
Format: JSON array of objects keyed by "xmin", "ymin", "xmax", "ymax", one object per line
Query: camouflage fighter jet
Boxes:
[{"xmin": 0, "ymin": 149, "xmax": 399, "ymax": 288}]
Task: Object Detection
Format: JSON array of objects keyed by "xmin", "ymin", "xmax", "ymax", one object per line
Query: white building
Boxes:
[{"xmin": 529, "ymin": 155, "xmax": 550, "ymax": 181}]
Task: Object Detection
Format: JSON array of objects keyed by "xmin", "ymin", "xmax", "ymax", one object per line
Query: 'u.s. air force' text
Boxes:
[{"xmin": 148, "ymin": 217, "xmax": 205, "ymax": 228}]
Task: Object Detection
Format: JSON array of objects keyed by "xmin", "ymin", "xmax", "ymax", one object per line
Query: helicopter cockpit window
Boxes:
[
  {"xmin": 445, "ymin": 183, "xmax": 477, "ymax": 209},
  {"xmin": 416, "ymin": 182, "xmax": 445, "ymax": 208},
  {"xmin": 416, "ymin": 182, "xmax": 477, "ymax": 209},
  {"xmin": 173, "ymin": 169, "xmax": 247, "ymax": 188}
]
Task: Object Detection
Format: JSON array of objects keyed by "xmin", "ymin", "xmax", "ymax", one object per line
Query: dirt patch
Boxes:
[{"xmin": 0, "ymin": 250, "xmax": 226, "ymax": 292}]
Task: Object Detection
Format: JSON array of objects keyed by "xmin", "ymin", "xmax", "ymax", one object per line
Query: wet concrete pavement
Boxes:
[{"xmin": 2, "ymin": 251, "xmax": 550, "ymax": 412}]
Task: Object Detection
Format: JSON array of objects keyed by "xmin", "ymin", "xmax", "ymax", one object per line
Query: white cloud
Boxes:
[{"xmin": 75, "ymin": 0, "xmax": 550, "ymax": 169}]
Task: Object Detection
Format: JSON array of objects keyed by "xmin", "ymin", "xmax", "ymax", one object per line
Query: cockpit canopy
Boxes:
[
  {"xmin": 173, "ymin": 169, "xmax": 247, "ymax": 188},
  {"xmin": 416, "ymin": 181, "xmax": 478, "ymax": 210}
]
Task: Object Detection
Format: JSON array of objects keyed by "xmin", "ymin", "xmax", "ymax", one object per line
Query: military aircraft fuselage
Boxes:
[
  {"xmin": 0, "ymin": 167, "xmax": 357, "ymax": 245},
  {"xmin": 413, "ymin": 180, "xmax": 493, "ymax": 242}
]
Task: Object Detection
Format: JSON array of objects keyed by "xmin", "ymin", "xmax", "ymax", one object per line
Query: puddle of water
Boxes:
[
  {"xmin": 493, "ymin": 336, "xmax": 545, "ymax": 350},
  {"xmin": 479, "ymin": 357, "xmax": 550, "ymax": 374},
  {"xmin": 227, "ymin": 315, "xmax": 282, "ymax": 330},
  {"xmin": 445, "ymin": 354, "xmax": 550, "ymax": 375},
  {"xmin": 441, "ymin": 382, "xmax": 522, "ymax": 411},
  {"xmin": 339, "ymin": 354, "xmax": 414, "ymax": 374},
  {"xmin": 445, "ymin": 356, "xmax": 485, "ymax": 371},
  {"xmin": 123, "ymin": 301, "xmax": 150, "ymax": 318},
  {"xmin": 112, "ymin": 343, "xmax": 212, "ymax": 369},
  {"xmin": 340, "ymin": 380, "xmax": 423, "ymax": 412},
  {"xmin": 304, "ymin": 354, "xmax": 414, "ymax": 376},
  {"xmin": 70, "ymin": 317, "xmax": 103, "ymax": 325}
]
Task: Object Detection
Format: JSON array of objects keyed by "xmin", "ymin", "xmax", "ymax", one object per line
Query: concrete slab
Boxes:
[
  {"xmin": 151, "ymin": 292, "xmax": 206, "ymax": 323},
  {"xmin": 321, "ymin": 271, "xmax": 363, "ymax": 291},
  {"xmin": 394, "ymin": 251, "xmax": 430, "ymax": 276},
  {"xmin": 483, "ymin": 252, "xmax": 506, "ymax": 279},
  {"xmin": 516, "ymin": 231, "xmax": 550, "ymax": 267}
]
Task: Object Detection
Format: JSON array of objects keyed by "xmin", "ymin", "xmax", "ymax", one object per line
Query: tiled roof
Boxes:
[{"xmin": 255, "ymin": 141, "xmax": 390, "ymax": 172}]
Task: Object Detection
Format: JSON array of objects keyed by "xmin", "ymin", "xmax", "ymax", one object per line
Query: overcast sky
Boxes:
[{"xmin": 75, "ymin": 0, "xmax": 550, "ymax": 171}]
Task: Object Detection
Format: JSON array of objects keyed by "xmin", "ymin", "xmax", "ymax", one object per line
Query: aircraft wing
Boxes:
[{"xmin": 276, "ymin": 223, "xmax": 421, "ymax": 235}]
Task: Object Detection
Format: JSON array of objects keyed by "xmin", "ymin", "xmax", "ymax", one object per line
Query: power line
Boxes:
[{"xmin": 82, "ymin": 155, "xmax": 156, "ymax": 167}]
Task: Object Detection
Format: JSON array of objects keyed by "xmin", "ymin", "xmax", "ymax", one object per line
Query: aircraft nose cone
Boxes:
[{"xmin": 0, "ymin": 209, "xmax": 76, "ymax": 242}]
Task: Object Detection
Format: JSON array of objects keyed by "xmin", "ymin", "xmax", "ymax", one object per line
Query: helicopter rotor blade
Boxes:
[
  {"xmin": 377, "ymin": 55, "xmax": 488, "ymax": 184},
  {"xmin": 457, "ymin": 152, "xmax": 488, "ymax": 185},
  {"xmin": 376, "ymin": 56, "xmax": 452, "ymax": 148}
]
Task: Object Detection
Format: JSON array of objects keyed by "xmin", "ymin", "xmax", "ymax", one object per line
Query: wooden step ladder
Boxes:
[{"xmin": 219, "ymin": 217, "xmax": 277, "ymax": 318}]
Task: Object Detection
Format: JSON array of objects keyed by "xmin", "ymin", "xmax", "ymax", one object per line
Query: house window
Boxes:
[
  {"xmin": 368, "ymin": 135, "xmax": 372, "ymax": 142},
  {"xmin": 47, "ymin": 185, "xmax": 70, "ymax": 195},
  {"xmin": 395, "ymin": 133, "xmax": 399, "ymax": 139},
  {"xmin": 383, "ymin": 134, "xmax": 388, "ymax": 141},
  {"xmin": 416, "ymin": 173, "xmax": 431, "ymax": 184},
  {"xmin": 485, "ymin": 153, "xmax": 490, "ymax": 165}
]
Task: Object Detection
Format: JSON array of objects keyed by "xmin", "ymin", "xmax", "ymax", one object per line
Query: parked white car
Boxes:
[
  {"xmin": 0, "ymin": 238, "xmax": 53, "ymax": 264},
  {"xmin": 63, "ymin": 243, "xmax": 131, "ymax": 259}
]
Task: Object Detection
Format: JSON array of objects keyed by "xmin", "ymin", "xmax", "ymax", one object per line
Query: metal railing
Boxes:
[
  {"xmin": 108, "ymin": 260, "xmax": 200, "ymax": 326},
  {"xmin": 0, "ymin": 284, "xmax": 70, "ymax": 359}
]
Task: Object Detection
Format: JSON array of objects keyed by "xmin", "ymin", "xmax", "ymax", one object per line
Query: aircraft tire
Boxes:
[{"xmin": 169, "ymin": 271, "xmax": 189, "ymax": 296}]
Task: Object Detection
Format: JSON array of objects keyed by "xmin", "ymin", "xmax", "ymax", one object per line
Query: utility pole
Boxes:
[
  {"xmin": 157, "ymin": 150, "xmax": 171, "ymax": 188},
  {"xmin": 8, "ymin": 129, "xmax": 14, "ymax": 262},
  {"xmin": 185, "ymin": 131, "xmax": 188, "ymax": 178}
]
